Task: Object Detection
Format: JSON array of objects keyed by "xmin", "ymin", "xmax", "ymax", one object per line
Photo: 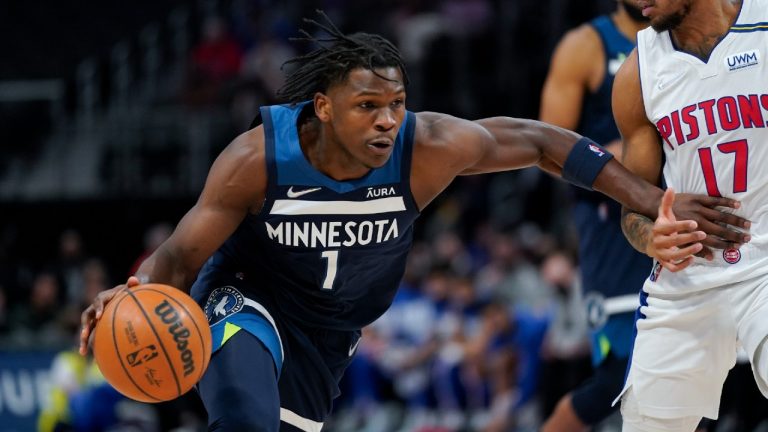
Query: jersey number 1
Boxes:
[
  {"xmin": 697, "ymin": 139, "xmax": 748, "ymax": 197},
  {"xmin": 320, "ymin": 250, "xmax": 339, "ymax": 289}
]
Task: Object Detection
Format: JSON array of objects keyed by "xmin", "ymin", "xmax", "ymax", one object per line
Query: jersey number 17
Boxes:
[{"xmin": 698, "ymin": 139, "xmax": 748, "ymax": 197}]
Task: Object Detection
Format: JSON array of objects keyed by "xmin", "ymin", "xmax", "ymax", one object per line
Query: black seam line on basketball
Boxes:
[
  {"xmin": 111, "ymin": 292, "xmax": 162, "ymax": 402},
  {"xmin": 138, "ymin": 287, "xmax": 210, "ymax": 385},
  {"xmin": 126, "ymin": 288, "xmax": 183, "ymax": 397}
]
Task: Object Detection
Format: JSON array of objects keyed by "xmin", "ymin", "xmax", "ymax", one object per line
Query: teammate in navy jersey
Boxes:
[
  {"xmin": 79, "ymin": 13, "xmax": 747, "ymax": 432},
  {"xmin": 539, "ymin": 2, "xmax": 650, "ymax": 431}
]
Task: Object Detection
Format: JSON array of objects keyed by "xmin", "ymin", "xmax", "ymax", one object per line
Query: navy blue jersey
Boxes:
[
  {"xmin": 195, "ymin": 101, "xmax": 420, "ymax": 331},
  {"xmin": 570, "ymin": 16, "xmax": 651, "ymax": 361},
  {"xmin": 576, "ymin": 15, "xmax": 634, "ymax": 144}
]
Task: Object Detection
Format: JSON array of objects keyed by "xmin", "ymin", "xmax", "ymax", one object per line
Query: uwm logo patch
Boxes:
[{"xmin": 725, "ymin": 49, "xmax": 760, "ymax": 71}]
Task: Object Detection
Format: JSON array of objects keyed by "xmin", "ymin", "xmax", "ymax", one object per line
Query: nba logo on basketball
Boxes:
[{"xmin": 723, "ymin": 248, "xmax": 741, "ymax": 264}]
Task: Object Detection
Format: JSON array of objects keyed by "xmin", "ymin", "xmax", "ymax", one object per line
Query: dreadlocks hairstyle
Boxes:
[{"xmin": 276, "ymin": 11, "xmax": 409, "ymax": 105}]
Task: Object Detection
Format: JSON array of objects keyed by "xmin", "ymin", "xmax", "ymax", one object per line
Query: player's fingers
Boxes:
[
  {"xmin": 699, "ymin": 195, "xmax": 741, "ymax": 211},
  {"xmin": 654, "ymin": 241, "xmax": 703, "ymax": 264},
  {"xmin": 694, "ymin": 245, "xmax": 714, "ymax": 261},
  {"xmin": 653, "ymin": 220, "xmax": 698, "ymax": 235},
  {"xmin": 695, "ymin": 206, "xmax": 751, "ymax": 231},
  {"xmin": 93, "ymin": 293, "xmax": 108, "ymax": 320},
  {"xmin": 126, "ymin": 276, "xmax": 141, "ymax": 287},
  {"xmin": 700, "ymin": 236, "xmax": 742, "ymax": 250},
  {"xmin": 652, "ymin": 221, "xmax": 699, "ymax": 239},
  {"xmin": 695, "ymin": 224, "xmax": 750, "ymax": 249},
  {"xmin": 80, "ymin": 305, "xmax": 96, "ymax": 355},
  {"xmin": 660, "ymin": 255, "xmax": 695, "ymax": 272},
  {"xmin": 659, "ymin": 188, "xmax": 676, "ymax": 219},
  {"xmin": 653, "ymin": 231, "xmax": 706, "ymax": 250}
]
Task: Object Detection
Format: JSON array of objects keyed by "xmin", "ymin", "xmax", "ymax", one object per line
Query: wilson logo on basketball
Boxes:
[{"xmin": 154, "ymin": 300, "xmax": 196, "ymax": 377}]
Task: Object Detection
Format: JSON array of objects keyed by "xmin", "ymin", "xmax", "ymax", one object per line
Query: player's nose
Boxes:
[{"xmin": 374, "ymin": 109, "xmax": 396, "ymax": 131}]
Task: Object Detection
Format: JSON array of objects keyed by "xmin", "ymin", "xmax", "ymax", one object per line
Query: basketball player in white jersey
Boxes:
[{"xmin": 615, "ymin": 0, "xmax": 768, "ymax": 430}]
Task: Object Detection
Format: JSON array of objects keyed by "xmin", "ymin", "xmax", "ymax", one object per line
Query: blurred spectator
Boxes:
[
  {"xmin": 431, "ymin": 276, "xmax": 488, "ymax": 429},
  {"xmin": 184, "ymin": 16, "xmax": 243, "ymax": 105},
  {"xmin": 8, "ymin": 271, "xmax": 69, "ymax": 349},
  {"xmin": 470, "ymin": 300, "xmax": 549, "ymax": 432},
  {"xmin": 55, "ymin": 229, "xmax": 86, "ymax": 306},
  {"xmin": 130, "ymin": 223, "xmax": 173, "ymax": 277},
  {"xmin": 59, "ymin": 258, "xmax": 112, "ymax": 339},
  {"xmin": 474, "ymin": 232, "xmax": 550, "ymax": 312},
  {"xmin": 538, "ymin": 252, "xmax": 591, "ymax": 420},
  {"xmin": 240, "ymin": 30, "xmax": 296, "ymax": 99}
]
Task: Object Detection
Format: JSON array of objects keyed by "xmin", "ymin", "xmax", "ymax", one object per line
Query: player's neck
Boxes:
[{"xmin": 669, "ymin": 0, "xmax": 742, "ymax": 60}]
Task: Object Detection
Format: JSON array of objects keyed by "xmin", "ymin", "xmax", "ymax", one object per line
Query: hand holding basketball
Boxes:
[
  {"xmin": 80, "ymin": 276, "xmax": 140, "ymax": 356},
  {"xmin": 88, "ymin": 283, "xmax": 212, "ymax": 403}
]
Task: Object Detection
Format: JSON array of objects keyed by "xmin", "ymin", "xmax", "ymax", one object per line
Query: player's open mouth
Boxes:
[{"xmin": 367, "ymin": 139, "xmax": 394, "ymax": 154}]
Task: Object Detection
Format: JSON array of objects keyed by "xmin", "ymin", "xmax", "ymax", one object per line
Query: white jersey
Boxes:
[{"xmin": 637, "ymin": 0, "xmax": 768, "ymax": 293}]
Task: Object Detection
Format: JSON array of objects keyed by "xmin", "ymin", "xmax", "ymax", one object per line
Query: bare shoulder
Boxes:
[
  {"xmin": 409, "ymin": 112, "xmax": 491, "ymax": 208},
  {"xmin": 221, "ymin": 126, "xmax": 266, "ymax": 164},
  {"xmin": 613, "ymin": 48, "xmax": 640, "ymax": 90},
  {"xmin": 551, "ymin": 23, "xmax": 603, "ymax": 70},
  {"xmin": 202, "ymin": 125, "xmax": 268, "ymax": 213},
  {"xmin": 414, "ymin": 111, "xmax": 490, "ymax": 153},
  {"xmin": 558, "ymin": 23, "xmax": 602, "ymax": 55},
  {"xmin": 612, "ymin": 49, "xmax": 643, "ymax": 123}
]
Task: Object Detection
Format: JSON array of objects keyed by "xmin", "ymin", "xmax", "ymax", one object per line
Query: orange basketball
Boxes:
[{"xmin": 92, "ymin": 283, "xmax": 212, "ymax": 403}]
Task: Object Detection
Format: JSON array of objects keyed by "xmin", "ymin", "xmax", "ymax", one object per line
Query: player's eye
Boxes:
[{"xmin": 359, "ymin": 101, "xmax": 375, "ymax": 109}]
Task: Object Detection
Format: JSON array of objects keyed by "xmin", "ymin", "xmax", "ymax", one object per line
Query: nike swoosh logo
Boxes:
[
  {"xmin": 287, "ymin": 186, "xmax": 321, "ymax": 198},
  {"xmin": 348, "ymin": 337, "xmax": 361, "ymax": 356}
]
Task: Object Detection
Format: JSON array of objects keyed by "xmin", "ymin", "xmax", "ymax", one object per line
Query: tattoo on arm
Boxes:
[{"xmin": 621, "ymin": 208, "xmax": 653, "ymax": 255}]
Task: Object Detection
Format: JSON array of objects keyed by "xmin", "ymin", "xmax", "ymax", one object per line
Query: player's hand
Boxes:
[
  {"xmin": 79, "ymin": 276, "xmax": 140, "ymax": 356},
  {"xmin": 649, "ymin": 188, "xmax": 707, "ymax": 272},
  {"xmin": 671, "ymin": 192, "xmax": 751, "ymax": 260}
]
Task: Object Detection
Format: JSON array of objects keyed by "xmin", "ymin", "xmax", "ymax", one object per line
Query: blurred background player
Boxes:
[{"xmin": 538, "ymin": 1, "xmax": 650, "ymax": 430}]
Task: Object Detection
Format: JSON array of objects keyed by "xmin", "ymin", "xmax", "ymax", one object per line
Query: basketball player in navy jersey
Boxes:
[
  {"xmin": 79, "ymin": 13, "xmax": 748, "ymax": 432},
  {"xmin": 539, "ymin": 2, "xmax": 650, "ymax": 431}
]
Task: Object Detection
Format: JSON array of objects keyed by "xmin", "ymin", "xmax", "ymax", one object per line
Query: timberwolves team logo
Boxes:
[
  {"xmin": 204, "ymin": 286, "xmax": 245, "ymax": 324},
  {"xmin": 584, "ymin": 291, "xmax": 607, "ymax": 330},
  {"xmin": 723, "ymin": 248, "xmax": 741, "ymax": 264}
]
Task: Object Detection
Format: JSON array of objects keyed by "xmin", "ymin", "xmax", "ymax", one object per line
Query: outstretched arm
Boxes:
[{"xmin": 411, "ymin": 111, "xmax": 663, "ymax": 218}]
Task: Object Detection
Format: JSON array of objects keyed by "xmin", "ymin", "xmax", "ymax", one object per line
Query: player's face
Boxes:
[
  {"xmin": 321, "ymin": 67, "xmax": 406, "ymax": 170},
  {"xmin": 636, "ymin": 0, "xmax": 693, "ymax": 32}
]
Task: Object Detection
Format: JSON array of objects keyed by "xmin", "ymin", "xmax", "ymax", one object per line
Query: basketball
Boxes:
[{"xmin": 92, "ymin": 283, "xmax": 212, "ymax": 403}]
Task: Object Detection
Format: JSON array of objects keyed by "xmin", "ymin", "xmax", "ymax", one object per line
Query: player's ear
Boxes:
[{"xmin": 314, "ymin": 92, "xmax": 332, "ymax": 122}]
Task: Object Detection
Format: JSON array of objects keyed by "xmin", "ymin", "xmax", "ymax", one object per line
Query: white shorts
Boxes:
[{"xmin": 616, "ymin": 274, "xmax": 768, "ymax": 420}]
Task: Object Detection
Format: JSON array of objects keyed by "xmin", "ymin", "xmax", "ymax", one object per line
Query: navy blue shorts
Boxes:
[
  {"xmin": 570, "ymin": 351, "xmax": 628, "ymax": 424},
  {"xmin": 192, "ymin": 273, "xmax": 360, "ymax": 431}
]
